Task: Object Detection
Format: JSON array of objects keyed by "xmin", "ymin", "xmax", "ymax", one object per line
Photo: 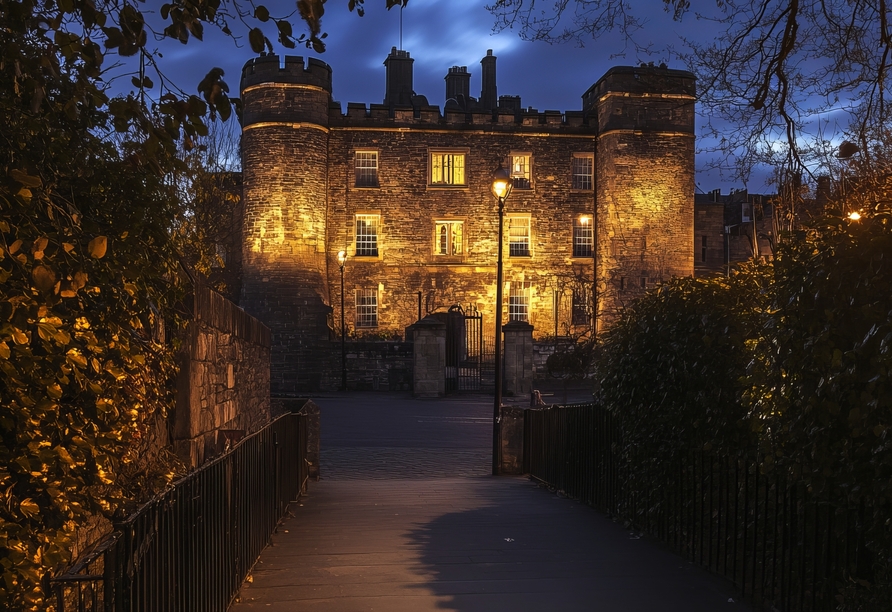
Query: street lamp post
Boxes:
[
  {"xmin": 337, "ymin": 250, "xmax": 347, "ymax": 391},
  {"xmin": 491, "ymin": 164, "xmax": 513, "ymax": 476}
]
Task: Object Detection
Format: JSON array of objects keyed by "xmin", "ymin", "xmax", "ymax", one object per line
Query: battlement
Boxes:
[
  {"xmin": 331, "ymin": 102, "xmax": 590, "ymax": 130},
  {"xmin": 582, "ymin": 64, "xmax": 695, "ymax": 111},
  {"xmin": 241, "ymin": 54, "xmax": 333, "ymax": 92}
]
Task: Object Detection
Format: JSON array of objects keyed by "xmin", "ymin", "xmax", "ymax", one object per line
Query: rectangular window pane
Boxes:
[
  {"xmin": 572, "ymin": 288, "xmax": 589, "ymax": 326},
  {"xmin": 572, "ymin": 155, "xmax": 593, "ymax": 190},
  {"xmin": 508, "ymin": 217, "xmax": 530, "ymax": 257},
  {"xmin": 430, "ymin": 153, "xmax": 466, "ymax": 185},
  {"xmin": 355, "ymin": 214, "xmax": 379, "ymax": 256},
  {"xmin": 355, "ymin": 152, "xmax": 378, "ymax": 187},
  {"xmin": 355, "ymin": 289, "xmax": 378, "ymax": 328},
  {"xmin": 511, "ymin": 154, "xmax": 531, "ymax": 189},
  {"xmin": 435, "ymin": 221, "xmax": 463, "ymax": 255},
  {"xmin": 509, "ymin": 283, "xmax": 530, "ymax": 322},
  {"xmin": 573, "ymin": 216, "xmax": 593, "ymax": 257},
  {"xmin": 701, "ymin": 235, "xmax": 708, "ymax": 262}
]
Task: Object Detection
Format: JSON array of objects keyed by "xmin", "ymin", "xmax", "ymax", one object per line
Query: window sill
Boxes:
[
  {"xmin": 431, "ymin": 256, "xmax": 465, "ymax": 264},
  {"xmin": 353, "ymin": 185, "xmax": 380, "ymax": 190},
  {"xmin": 508, "ymin": 254, "xmax": 533, "ymax": 259},
  {"xmin": 427, "ymin": 184, "xmax": 469, "ymax": 190}
]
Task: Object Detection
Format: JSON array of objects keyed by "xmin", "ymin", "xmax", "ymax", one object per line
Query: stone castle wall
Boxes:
[
  {"xmin": 238, "ymin": 54, "xmax": 695, "ymax": 391},
  {"xmin": 174, "ymin": 286, "xmax": 271, "ymax": 468}
]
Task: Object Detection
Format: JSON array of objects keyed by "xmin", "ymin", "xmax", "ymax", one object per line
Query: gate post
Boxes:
[
  {"xmin": 409, "ymin": 316, "xmax": 447, "ymax": 397},
  {"xmin": 503, "ymin": 320, "xmax": 534, "ymax": 396}
]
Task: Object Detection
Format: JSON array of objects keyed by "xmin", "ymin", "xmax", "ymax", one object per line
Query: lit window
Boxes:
[
  {"xmin": 355, "ymin": 151, "xmax": 378, "ymax": 187},
  {"xmin": 355, "ymin": 214, "xmax": 379, "ymax": 257},
  {"xmin": 572, "ymin": 155, "xmax": 593, "ymax": 190},
  {"xmin": 355, "ymin": 289, "xmax": 378, "ymax": 328},
  {"xmin": 435, "ymin": 221, "xmax": 463, "ymax": 256},
  {"xmin": 573, "ymin": 216, "xmax": 593, "ymax": 257},
  {"xmin": 509, "ymin": 283, "xmax": 531, "ymax": 322},
  {"xmin": 510, "ymin": 154, "xmax": 531, "ymax": 189},
  {"xmin": 508, "ymin": 217, "xmax": 530, "ymax": 257},
  {"xmin": 430, "ymin": 152, "xmax": 466, "ymax": 185},
  {"xmin": 572, "ymin": 288, "xmax": 590, "ymax": 326}
]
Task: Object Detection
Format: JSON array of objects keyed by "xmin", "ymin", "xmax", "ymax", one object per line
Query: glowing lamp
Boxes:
[
  {"xmin": 491, "ymin": 165, "xmax": 513, "ymax": 201},
  {"xmin": 337, "ymin": 250, "xmax": 347, "ymax": 267},
  {"xmin": 848, "ymin": 211, "xmax": 861, "ymax": 221},
  {"xmin": 579, "ymin": 215, "xmax": 591, "ymax": 225}
]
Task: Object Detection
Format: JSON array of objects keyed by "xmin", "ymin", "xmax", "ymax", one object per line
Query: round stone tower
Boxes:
[
  {"xmin": 240, "ymin": 55, "xmax": 332, "ymax": 393},
  {"xmin": 583, "ymin": 65, "xmax": 696, "ymax": 323}
]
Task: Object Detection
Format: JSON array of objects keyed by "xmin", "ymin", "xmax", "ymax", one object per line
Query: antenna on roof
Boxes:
[{"xmin": 399, "ymin": 4, "xmax": 403, "ymax": 50}]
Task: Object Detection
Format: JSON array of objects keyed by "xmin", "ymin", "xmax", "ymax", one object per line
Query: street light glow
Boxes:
[
  {"xmin": 337, "ymin": 250, "xmax": 347, "ymax": 266},
  {"xmin": 848, "ymin": 211, "xmax": 862, "ymax": 221}
]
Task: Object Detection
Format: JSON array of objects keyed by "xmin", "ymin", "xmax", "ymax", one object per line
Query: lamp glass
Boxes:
[
  {"xmin": 491, "ymin": 166, "xmax": 512, "ymax": 200},
  {"xmin": 337, "ymin": 250, "xmax": 347, "ymax": 266}
]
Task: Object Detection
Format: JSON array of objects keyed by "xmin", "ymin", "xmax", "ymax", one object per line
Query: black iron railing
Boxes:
[
  {"xmin": 524, "ymin": 402, "xmax": 876, "ymax": 612},
  {"xmin": 52, "ymin": 411, "xmax": 309, "ymax": 612}
]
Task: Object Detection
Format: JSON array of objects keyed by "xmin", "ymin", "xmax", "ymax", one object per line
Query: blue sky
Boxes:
[{"xmin": 136, "ymin": 0, "xmax": 774, "ymax": 192}]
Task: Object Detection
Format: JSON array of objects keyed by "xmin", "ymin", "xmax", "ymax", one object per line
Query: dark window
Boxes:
[
  {"xmin": 701, "ymin": 235, "xmax": 708, "ymax": 262},
  {"xmin": 572, "ymin": 288, "xmax": 590, "ymax": 326},
  {"xmin": 354, "ymin": 152, "xmax": 378, "ymax": 187},
  {"xmin": 355, "ymin": 289, "xmax": 378, "ymax": 327},
  {"xmin": 572, "ymin": 155, "xmax": 593, "ymax": 190}
]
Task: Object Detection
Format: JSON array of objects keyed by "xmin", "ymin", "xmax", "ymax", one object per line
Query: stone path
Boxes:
[{"xmin": 230, "ymin": 393, "xmax": 747, "ymax": 611}]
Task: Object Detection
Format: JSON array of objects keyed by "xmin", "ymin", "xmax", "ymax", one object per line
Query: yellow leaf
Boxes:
[
  {"xmin": 12, "ymin": 329, "xmax": 29, "ymax": 345},
  {"xmin": 31, "ymin": 265, "xmax": 56, "ymax": 292},
  {"xmin": 19, "ymin": 499, "xmax": 40, "ymax": 517},
  {"xmin": 66, "ymin": 349, "xmax": 87, "ymax": 368},
  {"xmin": 88, "ymin": 236, "xmax": 107, "ymax": 258},
  {"xmin": 37, "ymin": 323, "xmax": 56, "ymax": 341},
  {"xmin": 8, "ymin": 239, "xmax": 22, "ymax": 254},
  {"xmin": 10, "ymin": 169, "xmax": 43, "ymax": 188},
  {"xmin": 74, "ymin": 271, "xmax": 88, "ymax": 288},
  {"xmin": 32, "ymin": 237, "xmax": 48, "ymax": 253},
  {"xmin": 46, "ymin": 383, "xmax": 62, "ymax": 399},
  {"xmin": 0, "ymin": 342, "xmax": 9, "ymax": 359},
  {"xmin": 16, "ymin": 187, "xmax": 32, "ymax": 200},
  {"xmin": 63, "ymin": 242, "xmax": 75, "ymax": 253}
]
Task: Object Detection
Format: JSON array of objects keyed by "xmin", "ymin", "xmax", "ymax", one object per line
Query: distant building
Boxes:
[
  {"xmin": 238, "ymin": 50, "xmax": 696, "ymax": 393},
  {"xmin": 694, "ymin": 189, "xmax": 776, "ymax": 276}
]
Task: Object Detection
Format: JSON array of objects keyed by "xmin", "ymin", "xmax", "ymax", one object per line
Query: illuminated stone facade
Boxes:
[{"xmin": 239, "ymin": 51, "xmax": 695, "ymax": 393}]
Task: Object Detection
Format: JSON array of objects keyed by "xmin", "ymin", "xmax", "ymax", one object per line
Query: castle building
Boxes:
[{"xmin": 239, "ymin": 49, "xmax": 696, "ymax": 393}]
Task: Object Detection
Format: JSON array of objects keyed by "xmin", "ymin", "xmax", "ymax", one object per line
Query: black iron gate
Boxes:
[{"xmin": 445, "ymin": 304, "xmax": 488, "ymax": 392}]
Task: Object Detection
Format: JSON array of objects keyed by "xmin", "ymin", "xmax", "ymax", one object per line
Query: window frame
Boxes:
[
  {"xmin": 354, "ymin": 150, "xmax": 379, "ymax": 188},
  {"xmin": 508, "ymin": 282, "xmax": 531, "ymax": 323},
  {"xmin": 572, "ymin": 215, "xmax": 594, "ymax": 258},
  {"xmin": 571, "ymin": 153, "xmax": 594, "ymax": 190},
  {"xmin": 572, "ymin": 287, "xmax": 590, "ymax": 326},
  {"xmin": 355, "ymin": 288, "xmax": 378, "ymax": 328},
  {"xmin": 429, "ymin": 149, "xmax": 468, "ymax": 187},
  {"xmin": 433, "ymin": 219, "xmax": 465, "ymax": 257},
  {"xmin": 354, "ymin": 213, "xmax": 380, "ymax": 258},
  {"xmin": 700, "ymin": 235, "xmax": 708, "ymax": 263},
  {"xmin": 507, "ymin": 215, "xmax": 531, "ymax": 258},
  {"xmin": 509, "ymin": 152, "xmax": 532, "ymax": 190}
]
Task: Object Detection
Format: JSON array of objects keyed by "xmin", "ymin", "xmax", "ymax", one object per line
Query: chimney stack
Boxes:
[
  {"xmin": 445, "ymin": 66, "xmax": 471, "ymax": 104},
  {"xmin": 384, "ymin": 47, "xmax": 414, "ymax": 106},
  {"xmin": 480, "ymin": 49, "xmax": 497, "ymax": 112}
]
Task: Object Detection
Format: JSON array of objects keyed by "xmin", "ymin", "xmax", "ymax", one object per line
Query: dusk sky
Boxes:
[{"xmin": 137, "ymin": 0, "xmax": 810, "ymax": 192}]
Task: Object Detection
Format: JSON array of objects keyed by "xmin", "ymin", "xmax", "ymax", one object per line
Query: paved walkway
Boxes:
[{"xmin": 231, "ymin": 393, "xmax": 746, "ymax": 611}]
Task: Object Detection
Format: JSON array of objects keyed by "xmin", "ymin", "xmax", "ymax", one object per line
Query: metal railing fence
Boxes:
[
  {"xmin": 524, "ymin": 402, "xmax": 877, "ymax": 612},
  {"xmin": 52, "ymin": 411, "xmax": 309, "ymax": 612}
]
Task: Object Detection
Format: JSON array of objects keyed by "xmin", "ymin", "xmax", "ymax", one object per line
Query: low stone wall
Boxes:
[
  {"xmin": 174, "ymin": 286, "xmax": 272, "ymax": 468},
  {"xmin": 321, "ymin": 340, "xmax": 414, "ymax": 391}
]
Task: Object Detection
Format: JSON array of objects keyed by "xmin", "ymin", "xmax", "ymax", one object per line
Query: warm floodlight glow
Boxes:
[
  {"xmin": 848, "ymin": 211, "xmax": 862, "ymax": 221},
  {"xmin": 579, "ymin": 215, "xmax": 591, "ymax": 225},
  {"xmin": 491, "ymin": 165, "xmax": 512, "ymax": 201},
  {"xmin": 337, "ymin": 250, "xmax": 347, "ymax": 266}
]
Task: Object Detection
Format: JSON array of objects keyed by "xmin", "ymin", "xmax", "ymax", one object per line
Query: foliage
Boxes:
[
  {"xmin": 746, "ymin": 213, "xmax": 892, "ymax": 568},
  {"xmin": 595, "ymin": 265, "xmax": 771, "ymax": 466}
]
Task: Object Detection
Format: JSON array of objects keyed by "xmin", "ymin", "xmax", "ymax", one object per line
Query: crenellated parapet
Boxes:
[
  {"xmin": 329, "ymin": 103, "xmax": 592, "ymax": 131},
  {"xmin": 240, "ymin": 54, "xmax": 332, "ymax": 91}
]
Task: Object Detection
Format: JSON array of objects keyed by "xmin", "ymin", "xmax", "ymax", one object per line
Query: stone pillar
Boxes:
[
  {"xmin": 499, "ymin": 406, "xmax": 525, "ymax": 475},
  {"xmin": 503, "ymin": 320, "xmax": 533, "ymax": 396},
  {"xmin": 409, "ymin": 317, "xmax": 446, "ymax": 397}
]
